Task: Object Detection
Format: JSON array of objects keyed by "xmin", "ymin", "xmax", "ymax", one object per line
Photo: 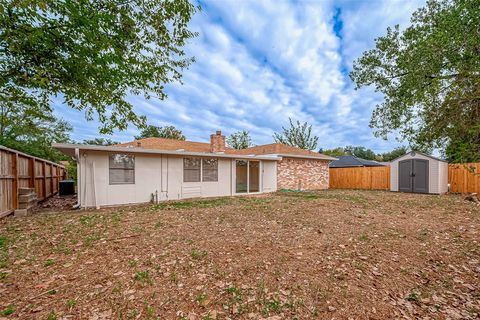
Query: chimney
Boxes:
[
  {"xmin": 210, "ymin": 130, "xmax": 225, "ymax": 153},
  {"xmin": 137, "ymin": 141, "xmax": 142, "ymax": 147}
]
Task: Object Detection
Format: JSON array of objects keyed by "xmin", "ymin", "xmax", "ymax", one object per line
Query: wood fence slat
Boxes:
[
  {"xmin": 0, "ymin": 145, "xmax": 65, "ymax": 217},
  {"xmin": 329, "ymin": 166, "xmax": 390, "ymax": 190},
  {"xmin": 448, "ymin": 163, "xmax": 480, "ymax": 193}
]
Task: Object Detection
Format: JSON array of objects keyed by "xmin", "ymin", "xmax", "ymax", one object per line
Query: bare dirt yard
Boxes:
[{"xmin": 0, "ymin": 190, "xmax": 479, "ymax": 319}]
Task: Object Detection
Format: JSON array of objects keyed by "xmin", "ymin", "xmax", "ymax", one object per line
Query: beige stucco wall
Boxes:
[
  {"xmin": 78, "ymin": 151, "xmax": 277, "ymax": 208},
  {"xmin": 277, "ymin": 157, "xmax": 329, "ymax": 190},
  {"xmin": 390, "ymin": 153, "xmax": 447, "ymax": 194}
]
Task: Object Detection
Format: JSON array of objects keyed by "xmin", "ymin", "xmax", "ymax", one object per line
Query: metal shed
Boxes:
[{"xmin": 390, "ymin": 151, "xmax": 448, "ymax": 194}]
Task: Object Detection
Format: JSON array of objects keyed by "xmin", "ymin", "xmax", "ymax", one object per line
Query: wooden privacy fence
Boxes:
[
  {"xmin": 0, "ymin": 145, "xmax": 66, "ymax": 218},
  {"xmin": 448, "ymin": 163, "xmax": 480, "ymax": 193},
  {"xmin": 329, "ymin": 166, "xmax": 390, "ymax": 190}
]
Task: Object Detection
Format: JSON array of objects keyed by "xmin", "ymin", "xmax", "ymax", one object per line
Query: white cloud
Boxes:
[{"xmin": 55, "ymin": 0, "xmax": 427, "ymax": 153}]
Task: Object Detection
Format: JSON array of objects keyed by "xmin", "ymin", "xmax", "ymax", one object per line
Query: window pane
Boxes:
[
  {"xmin": 109, "ymin": 154, "xmax": 135, "ymax": 184},
  {"xmin": 109, "ymin": 154, "xmax": 135, "ymax": 169},
  {"xmin": 236, "ymin": 160, "xmax": 248, "ymax": 193},
  {"xmin": 184, "ymin": 158, "xmax": 201, "ymax": 182},
  {"xmin": 202, "ymin": 158, "xmax": 218, "ymax": 182},
  {"xmin": 249, "ymin": 161, "xmax": 260, "ymax": 192},
  {"xmin": 109, "ymin": 169, "xmax": 135, "ymax": 184}
]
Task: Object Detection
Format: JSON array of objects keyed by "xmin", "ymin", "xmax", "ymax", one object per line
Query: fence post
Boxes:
[
  {"xmin": 50, "ymin": 163, "xmax": 54, "ymax": 196},
  {"xmin": 29, "ymin": 158, "xmax": 35, "ymax": 189},
  {"xmin": 43, "ymin": 161, "xmax": 47, "ymax": 200},
  {"xmin": 12, "ymin": 152, "xmax": 18, "ymax": 210}
]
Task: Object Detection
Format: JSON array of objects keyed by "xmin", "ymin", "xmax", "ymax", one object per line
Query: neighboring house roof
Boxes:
[{"xmin": 329, "ymin": 155, "xmax": 386, "ymax": 168}]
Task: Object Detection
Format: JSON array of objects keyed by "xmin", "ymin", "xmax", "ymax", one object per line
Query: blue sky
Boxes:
[{"xmin": 55, "ymin": 0, "xmax": 426, "ymax": 153}]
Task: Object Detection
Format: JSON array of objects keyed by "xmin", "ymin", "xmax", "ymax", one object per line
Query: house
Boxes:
[
  {"xmin": 53, "ymin": 131, "xmax": 336, "ymax": 208},
  {"xmin": 390, "ymin": 151, "xmax": 448, "ymax": 194},
  {"xmin": 329, "ymin": 155, "xmax": 386, "ymax": 168}
]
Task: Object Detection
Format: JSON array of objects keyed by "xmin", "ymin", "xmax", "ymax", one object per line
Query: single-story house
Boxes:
[
  {"xmin": 329, "ymin": 155, "xmax": 386, "ymax": 168},
  {"xmin": 54, "ymin": 131, "xmax": 336, "ymax": 208}
]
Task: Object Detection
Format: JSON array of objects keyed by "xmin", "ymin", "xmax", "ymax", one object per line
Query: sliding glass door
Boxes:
[{"xmin": 235, "ymin": 160, "xmax": 260, "ymax": 194}]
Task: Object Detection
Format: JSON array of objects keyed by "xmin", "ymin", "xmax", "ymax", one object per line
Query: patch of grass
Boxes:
[
  {"xmin": 134, "ymin": 271, "xmax": 152, "ymax": 284},
  {"xmin": 1, "ymin": 305, "xmax": 14, "ymax": 316},
  {"xmin": 154, "ymin": 221, "xmax": 162, "ymax": 229},
  {"xmin": 79, "ymin": 215, "xmax": 94, "ymax": 226},
  {"xmin": 128, "ymin": 259, "xmax": 138, "ymax": 267},
  {"xmin": 44, "ymin": 259, "xmax": 55, "ymax": 267},
  {"xmin": 358, "ymin": 234, "xmax": 369, "ymax": 242},
  {"xmin": 170, "ymin": 272, "xmax": 178, "ymax": 284},
  {"xmin": 47, "ymin": 311, "xmax": 57, "ymax": 320},
  {"xmin": 191, "ymin": 248, "xmax": 208, "ymax": 260},
  {"xmin": 66, "ymin": 299, "xmax": 76, "ymax": 308},
  {"xmin": 195, "ymin": 292, "xmax": 207, "ymax": 305},
  {"xmin": 264, "ymin": 297, "xmax": 282, "ymax": 314},
  {"xmin": 406, "ymin": 290, "xmax": 420, "ymax": 302},
  {"xmin": 226, "ymin": 286, "xmax": 240, "ymax": 295},
  {"xmin": 145, "ymin": 304, "xmax": 157, "ymax": 319},
  {"xmin": 0, "ymin": 271, "xmax": 7, "ymax": 280},
  {"xmin": 47, "ymin": 289, "xmax": 57, "ymax": 295},
  {"xmin": 153, "ymin": 198, "xmax": 230, "ymax": 210},
  {"xmin": 0, "ymin": 236, "xmax": 8, "ymax": 268}
]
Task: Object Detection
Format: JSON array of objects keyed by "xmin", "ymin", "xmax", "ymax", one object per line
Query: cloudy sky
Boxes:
[{"xmin": 55, "ymin": 0, "xmax": 426, "ymax": 153}]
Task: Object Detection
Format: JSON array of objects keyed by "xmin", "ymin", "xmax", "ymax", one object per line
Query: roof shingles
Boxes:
[{"xmin": 115, "ymin": 138, "xmax": 334, "ymax": 160}]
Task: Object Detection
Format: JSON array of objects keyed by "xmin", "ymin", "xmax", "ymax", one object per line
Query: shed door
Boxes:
[
  {"xmin": 398, "ymin": 159, "xmax": 429, "ymax": 193},
  {"xmin": 398, "ymin": 160, "xmax": 413, "ymax": 192},
  {"xmin": 412, "ymin": 159, "xmax": 429, "ymax": 193}
]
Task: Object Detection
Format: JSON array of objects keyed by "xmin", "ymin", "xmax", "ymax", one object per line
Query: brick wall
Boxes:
[
  {"xmin": 210, "ymin": 131, "xmax": 226, "ymax": 153},
  {"xmin": 277, "ymin": 157, "xmax": 329, "ymax": 190}
]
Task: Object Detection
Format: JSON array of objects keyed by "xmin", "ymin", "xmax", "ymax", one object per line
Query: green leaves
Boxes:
[
  {"xmin": 1, "ymin": 0, "xmax": 199, "ymax": 134},
  {"xmin": 350, "ymin": 0, "xmax": 480, "ymax": 162},
  {"xmin": 134, "ymin": 125, "xmax": 186, "ymax": 140},
  {"xmin": 273, "ymin": 118, "xmax": 319, "ymax": 151},
  {"xmin": 227, "ymin": 131, "xmax": 252, "ymax": 149}
]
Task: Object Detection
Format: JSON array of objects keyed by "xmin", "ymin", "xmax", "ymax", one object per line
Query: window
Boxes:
[
  {"xmin": 184, "ymin": 158, "xmax": 201, "ymax": 182},
  {"xmin": 109, "ymin": 154, "xmax": 135, "ymax": 184},
  {"xmin": 202, "ymin": 158, "xmax": 218, "ymax": 182},
  {"xmin": 183, "ymin": 157, "xmax": 218, "ymax": 182}
]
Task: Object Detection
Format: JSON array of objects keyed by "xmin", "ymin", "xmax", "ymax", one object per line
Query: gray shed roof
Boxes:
[{"xmin": 329, "ymin": 155, "xmax": 386, "ymax": 168}]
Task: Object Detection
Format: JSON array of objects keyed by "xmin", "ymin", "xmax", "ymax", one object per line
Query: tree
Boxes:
[
  {"xmin": 381, "ymin": 146, "xmax": 408, "ymax": 162},
  {"xmin": 319, "ymin": 147, "xmax": 347, "ymax": 157},
  {"xmin": 134, "ymin": 125, "xmax": 186, "ymax": 140},
  {"xmin": 227, "ymin": 131, "xmax": 252, "ymax": 149},
  {"xmin": 344, "ymin": 146, "xmax": 377, "ymax": 160},
  {"xmin": 0, "ymin": 93, "xmax": 72, "ymax": 162},
  {"xmin": 1, "ymin": 0, "xmax": 199, "ymax": 134},
  {"xmin": 350, "ymin": 0, "xmax": 480, "ymax": 163},
  {"xmin": 83, "ymin": 138, "xmax": 119, "ymax": 146},
  {"xmin": 273, "ymin": 118, "xmax": 319, "ymax": 150}
]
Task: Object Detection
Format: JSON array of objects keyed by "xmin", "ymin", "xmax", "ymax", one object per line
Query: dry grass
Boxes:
[{"xmin": 0, "ymin": 190, "xmax": 479, "ymax": 319}]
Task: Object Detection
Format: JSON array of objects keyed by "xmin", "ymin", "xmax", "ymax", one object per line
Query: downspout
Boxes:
[{"xmin": 73, "ymin": 148, "xmax": 81, "ymax": 209}]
